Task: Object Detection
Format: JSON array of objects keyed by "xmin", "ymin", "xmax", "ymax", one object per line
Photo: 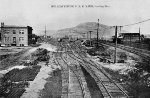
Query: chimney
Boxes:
[{"xmin": 1, "ymin": 22, "xmax": 4, "ymax": 27}]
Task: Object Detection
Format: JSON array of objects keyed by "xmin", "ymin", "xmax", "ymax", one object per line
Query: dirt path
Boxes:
[{"xmin": 21, "ymin": 60, "xmax": 60, "ymax": 98}]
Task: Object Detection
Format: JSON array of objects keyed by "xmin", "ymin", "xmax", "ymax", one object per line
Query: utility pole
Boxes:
[
  {"xmin": 45, "ymin": 26, "xmax": 47, "ymax": 38},
  {"xmin": 114, "ymin": 26, "xmax": 118, "ymax": 63},
  {"xmin": 87, "ymin": 32, "xmax": 89, "ymax": 40},
  {"xmin": 89, "ymin": 31, "xmax": 92, "ymax": 46},
  {"xmin": 45, "ymin": 26, "xmax": 47, "ymax": 42},
  {"xmin": 130, "ymin": 33, "xmax": 131, "ymax": 45},
  {"xmin": 97, "ymin": 19, "xmax": 99, "ymax": 47},
  {"xmin": 119, "ymin": 26, "xmax": 122, "ymax": 43},
  {"xmin": 139, "ymin": 27, "xmax": 141, "ymax": 43}
]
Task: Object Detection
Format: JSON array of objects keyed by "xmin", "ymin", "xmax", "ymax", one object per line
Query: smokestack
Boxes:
[{"xmin": 1, "ymin": 22, "xmax": 4, "ymax": 27}]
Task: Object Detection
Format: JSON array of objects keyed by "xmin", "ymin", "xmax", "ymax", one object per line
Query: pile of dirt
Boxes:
[
  {"xmin": 0, "ymin": 66, "xmax": 41, "ymax": 98},
  {"xmin": 21, "ymin": 48, "xmax": 51, "ymax": 66},
  {"xmin": 31, "ymin": 48, "xmax": 49, "ymax": 62}
]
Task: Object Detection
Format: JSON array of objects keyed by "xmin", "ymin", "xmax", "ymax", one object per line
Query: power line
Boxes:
[
  {"xmin": 122, "ymin": 18, "xmax": 150, "ymax": 27},
  {"xmin": 100, "ymin": 18, "xmax": 150, "ymax": 33},
  {"xmin": 101, "ymin": 18, "xmax": 150, "ymax": 30}
]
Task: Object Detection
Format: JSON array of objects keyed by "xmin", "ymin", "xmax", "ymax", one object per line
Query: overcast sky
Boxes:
[{"xmin": 0, "ymin": 0, "xmax": 150, "ymax": 35}]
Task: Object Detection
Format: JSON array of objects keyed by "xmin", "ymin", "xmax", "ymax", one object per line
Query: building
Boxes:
[
  {"xmin": 0, "ymin": 22, "xmax": 33, "ymax": 46},
  {"xmin": 118, "ymin": 33, "xmax": 141, "ymax": 42}
]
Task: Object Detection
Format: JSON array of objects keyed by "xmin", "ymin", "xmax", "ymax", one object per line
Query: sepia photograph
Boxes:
[{"xmin": 0, "ymin": 0, "xmax": 150, "ymax": 98}]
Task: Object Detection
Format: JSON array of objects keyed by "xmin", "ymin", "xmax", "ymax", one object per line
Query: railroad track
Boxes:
[
  {"xmin": 54, "ymin": 48, "xmax": 88, "ymax": 98},
  {"xmin": 63, "ymin": 41, "xmax": 130, "ymax": 98},
  {"xmin": 119, "ymin": 43, "xmax": 150, "ymax": 55},
  {"xmin": 54, "ymin": 51, "xmax": 69, "ymax": 98},
  {"xmin": 69, "ymin": 42, "xmax": 87, "ymax": 58},
  {"xmin": 102, "ymin": 43, "xmax": 150, "ymax": 62}
]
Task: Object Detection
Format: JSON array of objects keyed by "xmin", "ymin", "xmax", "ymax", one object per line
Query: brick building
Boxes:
[{"xmin": 0, "ymin": 23, "xmax": 33, "ymax": 46}]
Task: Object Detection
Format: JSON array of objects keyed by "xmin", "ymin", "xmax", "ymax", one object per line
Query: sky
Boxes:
[{"xmin": 0, "ymin": 0, "xmax": 150, "ymax": 35}]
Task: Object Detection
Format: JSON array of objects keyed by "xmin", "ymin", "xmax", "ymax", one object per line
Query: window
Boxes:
[
  {"xmin": 7, "ymin": 30, "xmax": 9, "ymax": 34},
  {"xmin": 13, "ymin": 30, "xmax": 16, "ymax": 34},
  {"xmin": 4, "ymin": 30, "xmax": 9, "ymax": 34},
  {"xmin": 19, "ymin": 30, "xmax": 24, "ymax": 34},
  {"xmin": 5, "ymin": 37, "xmax": 7, "ymax": 41},
  {"xmin": 4, "ymin": 37, "xmax": 9, "ymax": 41},
  {"xmin": 19, "ymin": 37, "xmax": 24, "ymax": 41}
]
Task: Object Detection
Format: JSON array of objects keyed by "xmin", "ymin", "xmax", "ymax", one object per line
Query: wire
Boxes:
[
  {"xmin": 122, "ymin": 18, "xmax": 150, "ymax": 27},
  {"xmin": 100, "ymin": 18, "xmax": 150, "ymax": 29}
]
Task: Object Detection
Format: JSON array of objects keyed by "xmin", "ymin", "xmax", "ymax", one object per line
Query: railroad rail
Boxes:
[
  {"xmin": 55, "ymin": 48, "xmax": 90, "ymax": 98},
  {"xmin": 102, "ymin": 43, "xmax": 150, "ymax": 62},
  {"xmin": 119, "ymin": 43, "xmax": 150, "ymax": 55},
  {"xmin": 54, "ymin": 50, "xmax": 69, "ymax": 98},
  {"xmin": 62, "ymin": 41, "xmax": 130, "ymax": 98}
]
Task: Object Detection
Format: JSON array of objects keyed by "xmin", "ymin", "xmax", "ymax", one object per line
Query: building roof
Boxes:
[
  {"xmin": 119, "ymin": 33, "xmax": 140, "ymax": 35},
  {"xmin": 1, "ymin": 25, "xmax": 30, "ymax": 28},
  {"xmin": 0, "ymin": 25, "xmax": 32, "ymax": 29},
  {"xmin": 0, "ymin": 23, "xmax": 32, "ymax": 28}
]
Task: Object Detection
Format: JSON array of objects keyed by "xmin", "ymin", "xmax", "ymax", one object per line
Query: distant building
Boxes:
[
  {"xmin": 0, "ymin": 22, "xmax": 33, "ymax": 46},
  {"xmin": 118, "ymin": 33, "xmax": 141, "ymax": 42}
]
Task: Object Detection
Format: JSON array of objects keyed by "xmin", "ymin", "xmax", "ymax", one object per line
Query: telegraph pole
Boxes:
[
  {"xmin": 114, "ymin": 26, "xmax": 118, "ymax": 63},
  {"xmin": 97, "ymin": 19, "xmax": 99, "ymax": 47},
  {"xmin": 139, "ymin": 27, "xmax": 141, "ymax": 42},
  {"xmin": 44, "ymin": 26, "xmax": 47, "ymax": 42},
  {"xmin": 89, "ymin": 31, "xmax": 92, "ymax": 46},
  {"xmin": 45, "ymin": 26, "xmax": 47, "ymax": 38},
  {"xmin": 87, "ymin": 32, "xmax": 89, "ymax": 40}
]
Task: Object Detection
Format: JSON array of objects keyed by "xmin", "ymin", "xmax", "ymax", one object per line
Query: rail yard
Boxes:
[{"xmin": 0, "ymin": 38, "xmax": 150, "ymax": 98}]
